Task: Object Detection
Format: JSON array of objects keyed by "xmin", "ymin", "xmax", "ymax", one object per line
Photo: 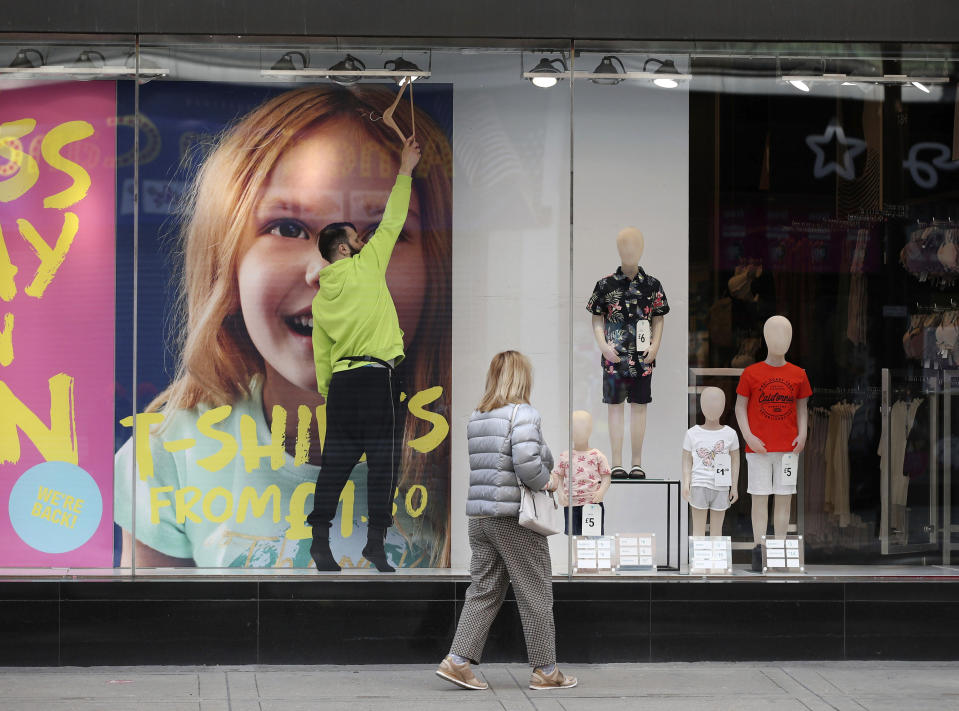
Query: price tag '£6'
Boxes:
[{"xmin": 635, "ymin": 319, "xmax": 651, "ymax": 354}]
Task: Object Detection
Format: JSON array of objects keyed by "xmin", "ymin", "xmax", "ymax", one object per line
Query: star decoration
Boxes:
[{"xmin": 805, "ymin": 120, "xmax": 866, "ymax": 180}]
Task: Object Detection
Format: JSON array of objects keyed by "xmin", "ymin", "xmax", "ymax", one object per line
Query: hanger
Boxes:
[{"xmin": 379, "ymin": 79, "xmax": 416, "ymax": 144}]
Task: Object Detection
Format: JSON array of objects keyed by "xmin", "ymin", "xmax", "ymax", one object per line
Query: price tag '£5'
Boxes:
[
  {"xmin": 581, "ymin": 503, "xmax": 602, "ymax": 535},
  {"xmin": 776, "ymin": 452, "xmax": 799, "ymax": 487}
]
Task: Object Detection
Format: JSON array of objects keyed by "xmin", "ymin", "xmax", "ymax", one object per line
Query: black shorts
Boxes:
[{"xmin": 602, "ymin": 369, "xmax": 652, "ymax": 404}]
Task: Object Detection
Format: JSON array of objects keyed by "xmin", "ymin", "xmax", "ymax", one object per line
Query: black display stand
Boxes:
[{"xmin": 610, "ymin": 479, "xmax": 682, "ymax": 571}]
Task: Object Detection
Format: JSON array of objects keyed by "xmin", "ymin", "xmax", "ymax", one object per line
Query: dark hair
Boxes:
[{"xmin": 318, "ymin": 221, "xmax": 357, "ymax": 261}]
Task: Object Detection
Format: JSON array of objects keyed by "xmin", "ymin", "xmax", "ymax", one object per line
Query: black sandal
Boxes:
[
  {"xmin": 628, "ymin": 466, "xmax": 646, "ymax": 480},
  {"xmin": 610, "ymin": 466, "xmax": 628, "ymax": 480}
]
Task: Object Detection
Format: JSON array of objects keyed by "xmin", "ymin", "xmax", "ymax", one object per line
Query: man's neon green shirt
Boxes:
[{"xmin": 312, "ymin": 175, "xmax": 411, "ymax": 398}]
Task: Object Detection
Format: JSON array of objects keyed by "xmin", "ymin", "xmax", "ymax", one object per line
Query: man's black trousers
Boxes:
[{"xmin": 307, "ymin": 365, "xmax": 401, "ymax": 535}]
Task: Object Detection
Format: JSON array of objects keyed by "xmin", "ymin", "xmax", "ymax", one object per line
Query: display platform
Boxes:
[{"xmin": 2, "ymin": 566, "xmax": 958, "ymax": 666}]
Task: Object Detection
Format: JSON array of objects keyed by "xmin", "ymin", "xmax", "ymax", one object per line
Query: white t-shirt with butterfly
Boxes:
[{"xmin": 682, "ymin": 425, "xmax": 740, "ymax": 491}]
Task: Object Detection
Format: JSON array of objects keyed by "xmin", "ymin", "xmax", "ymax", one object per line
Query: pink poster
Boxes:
[{"xmin": 0, "ymin": 81, "xmax": 116, "ymax": 566}]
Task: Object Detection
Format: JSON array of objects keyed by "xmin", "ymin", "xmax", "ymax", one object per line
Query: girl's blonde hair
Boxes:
[
  {"xmin": 148, "ymin": 86, "xmax": 452, "ymax": 566},
  {"xmin": 477, "ymin": 351, "xmax": 533, "ymax": 412}
]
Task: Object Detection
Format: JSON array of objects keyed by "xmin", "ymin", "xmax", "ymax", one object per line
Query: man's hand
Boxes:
[{"xmin": 399, "ymin": 136, "xmax": 421, "ymax": 176}]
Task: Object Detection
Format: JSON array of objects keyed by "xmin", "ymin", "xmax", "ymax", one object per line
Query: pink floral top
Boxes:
[{"xmin": 552, "ymin": 448, "xmax": 611, "ymax": 507}]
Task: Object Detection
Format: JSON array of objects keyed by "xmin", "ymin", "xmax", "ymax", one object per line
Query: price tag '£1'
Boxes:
[{"xmin": 713, "ymin": 452, "xmax": 732, "ymax": 487}]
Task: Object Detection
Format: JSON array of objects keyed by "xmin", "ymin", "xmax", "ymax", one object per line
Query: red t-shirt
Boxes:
[{"xmin": 736, "ymin": 361, "xmax": 812, "ymax": 453}]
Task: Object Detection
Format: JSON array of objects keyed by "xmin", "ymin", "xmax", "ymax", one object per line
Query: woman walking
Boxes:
[{"xmin": 436, "ymin": 351, "xmax": 577, "ymax": 691}]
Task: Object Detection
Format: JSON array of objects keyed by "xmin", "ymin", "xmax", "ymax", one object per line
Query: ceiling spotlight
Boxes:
[
  {"xmin": 912, "ymin": 81, "xmax": 931, "ymax": 94},
  {"xmin": 72, "ymin": 50, "xmax": 105, "ymax": 68},
  {"xmin": 643, "ymin": 58, "xmax": 680, "ymax": 88},
  {"xmin": 328, "ymin": 54, "xmax": 365, "ymax": 86},
  {"xmin": 789, "ymin": 79, "xmax": 811, "ymax": 92},
  {"xmin": 527, "ymin": 56, "xmax": 568, "ymax": 88},
  {"xmin": 9, "ymin": 48, "xmax": 43, "ymax": 68},
  {"xmin": 271, "ymin": 51, "xmax": 308, "ymax": 71},
  {"xmin": 589, "ymin": 56, "xmax": 625, "ymax": 85},
  {"xmin": 384, "ymin": 57, "xmax": 421, "ymax": 86}
]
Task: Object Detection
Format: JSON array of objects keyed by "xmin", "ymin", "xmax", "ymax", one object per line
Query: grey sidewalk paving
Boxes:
[{"xmin": 1, "ymin": 662, "xmax": 958, "ymax": 711}]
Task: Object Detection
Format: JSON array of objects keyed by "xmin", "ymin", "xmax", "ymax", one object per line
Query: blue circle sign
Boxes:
[{"xmin": 8, "ymin": 462, "xmax": 103, "ymax": 554}]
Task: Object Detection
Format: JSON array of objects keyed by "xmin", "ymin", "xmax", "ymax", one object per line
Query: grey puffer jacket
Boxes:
[{"xmin": 465, "ymin": 403, "xmax": 554, "ymax": 517}]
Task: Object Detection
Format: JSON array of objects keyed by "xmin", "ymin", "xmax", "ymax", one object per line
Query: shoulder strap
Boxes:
[{"xmin": 500, "ymin": 404, "xmax": 520, "ymax": 456}]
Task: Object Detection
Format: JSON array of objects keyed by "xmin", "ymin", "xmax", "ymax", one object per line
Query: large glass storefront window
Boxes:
[{"xmin": 1, "ymin": 35, "xmax": 956, "ymax": 577}]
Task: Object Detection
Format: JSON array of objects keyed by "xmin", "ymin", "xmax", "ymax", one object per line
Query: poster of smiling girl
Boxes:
[{"xmin": 113, "ymin": 82, "xmax": 452, "ymax": 570}]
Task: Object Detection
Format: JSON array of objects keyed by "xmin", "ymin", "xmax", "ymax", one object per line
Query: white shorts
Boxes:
[
  {"xmin": 746, "ymin": 452, "xmax": 797, "ymax": 496},
  {"xmin": 689, "ymin": 486, "xmax": 730, "ymax": 511}
]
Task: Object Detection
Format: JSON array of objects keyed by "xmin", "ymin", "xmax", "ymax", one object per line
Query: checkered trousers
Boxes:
[{"xmin": 450, "ymin": 516, "xmax": 555, "ymax": 668}]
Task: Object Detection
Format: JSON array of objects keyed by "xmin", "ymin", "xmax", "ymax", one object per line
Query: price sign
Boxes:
[
  {"xmin": 713, "ymin": 452, "xmax": 732, "ymax": 487},
  {"xmin": 635, "ymin": 319, "xmax": 651, "ymax": 353},
  {"xmin": 581, "ymin": 503, "xmax": 602, "ymax": 535},
  {"xmin": 573, "ymin": 535, "xmax": 616, "ymax": 574},
  {"xmin": 614, "ymin": 533, "xmax": 656, "ymax": 572},
  {"xmin": 776, "ymin": 452, "xmax": 799, "ymax": 487},
  {"xmin": 761, "ymin": 535, "xmax": 805, "ymax": 573},
  {"xmin": 688, "ymin": 536, "xmax": 732, "ymax": 575}
]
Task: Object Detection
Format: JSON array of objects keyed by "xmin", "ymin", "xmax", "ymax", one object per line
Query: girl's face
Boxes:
[{"xmin": 237, "ymin": 119, "xmax": 426, "ymax": 394}]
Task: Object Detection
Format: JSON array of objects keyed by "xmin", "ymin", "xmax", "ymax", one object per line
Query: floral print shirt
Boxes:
[
  {"xmin": 587, "ymin": 266, "xmax": 670, "ymax": 378},
  {"xmin": 553, "ymin": 449, "xmax": 611, "ymax": 507}
]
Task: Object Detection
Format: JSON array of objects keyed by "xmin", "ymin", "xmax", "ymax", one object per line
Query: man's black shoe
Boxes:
[
  {"xmin": 310, "ymin": 537, "xmax": 340, "ymax": 572},
  {"xmin": 363, "ymin": 527, "xmax": 396, "ymax": 573}
]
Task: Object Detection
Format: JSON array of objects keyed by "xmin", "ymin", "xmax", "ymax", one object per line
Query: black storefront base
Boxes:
[{"xmin": 2, "ymin": 578, "xmax": 959, "ymax": 666}]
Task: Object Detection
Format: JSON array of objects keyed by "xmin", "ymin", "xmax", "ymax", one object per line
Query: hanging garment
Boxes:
[
  {"xmin": 824, "ymin": 402, "xmax": 858, "ymax": 527},
  {"xmin": 937, "ymin": 228, "xmax": 959, "ymax": 272},
  {"xmin": 878, "ymin": 399, "xmax": 923, "ymax": 538},
  {"xmin": 803, "ymin": 408, "xmax": 830, "ymax": 543}
]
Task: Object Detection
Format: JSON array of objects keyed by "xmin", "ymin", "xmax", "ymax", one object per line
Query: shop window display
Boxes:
[{"xmin": 1, "ymin": 37, "xmax": 957, "ymax": 578}]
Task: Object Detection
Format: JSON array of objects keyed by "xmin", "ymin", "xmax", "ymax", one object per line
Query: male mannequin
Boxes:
[
  {"xmin": 682, "ymin": 387, "xmax": 740, "ymax": 536},
  {"xmin": 587, "ymin": 227, "xmax": 669, "ymax": 479},
  {"xmin": 552, "ymin": 410, "xmax": 611, "ymax": 535},
  {"xmin": 734, "ymin": 315, "xmax": 812, "ymax": 572}
]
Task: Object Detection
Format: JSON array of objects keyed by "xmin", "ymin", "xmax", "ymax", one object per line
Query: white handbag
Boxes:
[{"xmin": 504, "ymin": 405, "xmax": 563, "ymax": 536}]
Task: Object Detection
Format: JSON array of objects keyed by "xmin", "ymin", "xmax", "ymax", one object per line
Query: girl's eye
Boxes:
[{"xmin": 267, "ymin": 220, "xmax": 310, "ymax": 240}]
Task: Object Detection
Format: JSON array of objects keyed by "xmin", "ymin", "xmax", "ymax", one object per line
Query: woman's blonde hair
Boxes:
[
  {"xmin": 147, "ymin": 86, "xmax": 452, "ymax": 566},
  {"xmin": 477, "ymin": 350, "xmax": 533, "ymax": 412}
]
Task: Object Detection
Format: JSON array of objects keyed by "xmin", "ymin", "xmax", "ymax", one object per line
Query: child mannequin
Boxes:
[
  {"xmin": 682, "ymin": 387, "xmax": 739, "ymax": 536},
  {"xmin": 735, "ymin": 315, "xmax": 812, "ymax": 572},
  {"xmin": 587, "ymin": 227, "xmax": 669, "ymax": 480},
  {"xmin": 552, "ymin": 410, "xmax": 611, "ymax": 535}
]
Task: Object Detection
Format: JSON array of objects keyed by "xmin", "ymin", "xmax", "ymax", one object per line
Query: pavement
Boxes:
[{"xmin": 1, "ymin": 662, "xmax": 958, "ymax": 710}]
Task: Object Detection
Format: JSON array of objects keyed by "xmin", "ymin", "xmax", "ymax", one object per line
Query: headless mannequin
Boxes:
[
  {"xmin": 591, "ymin": 227, "xmax": 665, "ymax": 474},
  {"xmin": 735, "ymin": 316, "xmax": 809, "ymax": 546},
  {"xmin": 682, "ymin": 387, "xmax": 740, "ymax": 536},
  {"xmin": 570, "ymin": 410, "xmax": 611, "ymax": 505}
]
